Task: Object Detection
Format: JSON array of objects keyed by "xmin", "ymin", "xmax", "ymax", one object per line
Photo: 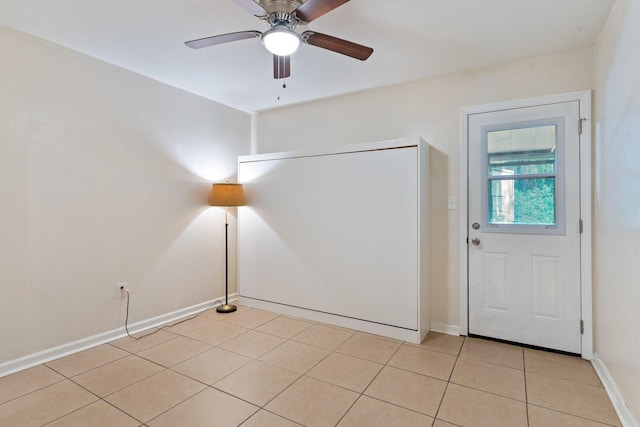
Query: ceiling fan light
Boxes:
[{"xmin": 262, "ymin": 27, "xmax": 301, "ymax": 56}]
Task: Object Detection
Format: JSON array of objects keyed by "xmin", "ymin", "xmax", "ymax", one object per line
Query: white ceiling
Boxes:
[{"xmin": 0, "ymin": 0, "xmax": 614, "ymax": 113}]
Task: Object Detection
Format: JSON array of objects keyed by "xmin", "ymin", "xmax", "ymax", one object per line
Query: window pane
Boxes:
[
  {"xmin": 488, "ymin": 125, "xmax": 556, "ymax": 177},
  {"xmin": 489, "ymin": 178, "xmax": 556, "ymax": 225}
]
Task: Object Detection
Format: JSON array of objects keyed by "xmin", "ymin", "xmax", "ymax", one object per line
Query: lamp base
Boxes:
[{"xmin": 216, "ymin": 304, "xmax": 237, "ymax": 314}]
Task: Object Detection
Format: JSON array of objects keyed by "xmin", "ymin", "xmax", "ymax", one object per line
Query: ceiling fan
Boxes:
[{"xmin": 185, "ymin": 0, "xmax": 374, "ymax": 79}]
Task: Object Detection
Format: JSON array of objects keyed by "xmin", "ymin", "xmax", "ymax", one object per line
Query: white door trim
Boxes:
[{"xmin": 459, "ymin": 90, "xmax": 592, "ymax": 359}]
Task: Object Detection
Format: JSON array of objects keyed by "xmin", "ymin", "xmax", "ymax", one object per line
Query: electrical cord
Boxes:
[{"xmin": 122, "ymin": 288, "xmax": 223, "ymax": 341}]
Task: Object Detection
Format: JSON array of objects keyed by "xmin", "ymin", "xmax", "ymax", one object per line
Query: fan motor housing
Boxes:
[
  {"xmin": 266, "ymin": 12, "xmax": 299, "ymax": 29},
  {"xmin": 260, "ymin": 0, "xmax": 304, "ymax": 14}
]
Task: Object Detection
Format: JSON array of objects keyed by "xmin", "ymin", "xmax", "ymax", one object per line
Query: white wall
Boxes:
[
  {"xmin": 593, "ymin": 0, "xmax": 640, "ymax": 422},
  {"xmin": 0, "ymin": 25, "xmax": 250, "ymax": 365},
  {"xmin": 255, "ymin": 49, "xmax": 593, "ymax": 331}
]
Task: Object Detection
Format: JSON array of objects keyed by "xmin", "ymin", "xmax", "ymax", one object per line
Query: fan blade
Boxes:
[
  {"xmin": 273, "ymin": 55, "xmax": 291, "ymax": 79},
  {"xmin": 185, "ymin": 31, "xmax": 261, "ymax": 49},
  {"xmin": 294, "ymin": 0, "xmax": 350, "ymax": 23},
  {"xmin": 233, "ymin": 0, "xmax": 268, "ymax": 16},
  {"xmin": 302, "ymin": 31, "xmax": 373, "ymax": 60}
]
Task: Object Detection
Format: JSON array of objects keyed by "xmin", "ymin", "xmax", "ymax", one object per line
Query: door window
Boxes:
[{"xmin": 482, "ymin": 120, "xmax": 565, "ymax": 234}]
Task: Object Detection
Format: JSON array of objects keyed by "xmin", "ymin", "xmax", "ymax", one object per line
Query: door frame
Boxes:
[{"xmin": 459, "ymin": 91, "xmax": 593, "ymax": 359}]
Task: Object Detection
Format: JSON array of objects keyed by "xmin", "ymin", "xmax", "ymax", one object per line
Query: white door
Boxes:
[{"xmin": 468, "ymin": 101, "xmax": 582, "ymax": 354}]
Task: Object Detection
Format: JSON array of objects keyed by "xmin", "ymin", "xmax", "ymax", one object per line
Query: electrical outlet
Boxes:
[{"xmin": 117, "ymin": 282, "xmax": 128, "ymax": 298}]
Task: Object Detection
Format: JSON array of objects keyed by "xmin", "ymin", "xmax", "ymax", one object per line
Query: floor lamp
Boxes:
[{"xmin": 209, "ymin": 183, "xmax": 245, "ymax": 313}]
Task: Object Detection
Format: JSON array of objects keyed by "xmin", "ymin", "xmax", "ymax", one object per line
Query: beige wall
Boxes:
[
  {"xmin": 594, "ymin": 0, "xmax": 640, "ymax": 421},
  {"xmin": 0, "ymin": 25, "xmax": 250, "ymax": 365},
  {"xmin": 255, "ymin": 48, "xmax": 593, "ymax": 330}
]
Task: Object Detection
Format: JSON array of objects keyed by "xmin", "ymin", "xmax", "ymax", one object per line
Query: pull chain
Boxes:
[{"xmin": 277, "ymin": 78, "xmax": 287, "ymax": 101}]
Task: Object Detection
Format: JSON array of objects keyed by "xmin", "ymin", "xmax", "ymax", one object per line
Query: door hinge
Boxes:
[
  {"xmin": 578, "ymin": 118, "xmax": 587, "ymax": 135},
  {"xmin": 579, "ymin": 219, "xmax": 584, "ymax": 234},
  {"xmin": 580, "ymin": 319, "xmax": 585, "ymax": 334}
]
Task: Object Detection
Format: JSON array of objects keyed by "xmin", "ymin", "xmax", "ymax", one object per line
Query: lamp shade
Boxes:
[
  {"xmin": 208, "ymin": 183, "xmax": 246, "ymax": 207},
  {"xmin": 262, "ymin": 27, "xmax": 301, "ymax": 56}
]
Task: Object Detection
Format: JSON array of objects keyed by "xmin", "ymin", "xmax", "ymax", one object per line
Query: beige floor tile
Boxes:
[
  {"xmin": 433, "ymin": 420, "xmax": 460, "ymax": 427},
  {"xmin": 357, "ymin": 330, "xmax": 404, "ymax": 344},
  {"xmin": 284, "ymin": 314, "xmax": 316, "ymax": 325},
  {"xmin": 110, "ymin": 329, "xmax": 179, "ymax": 353},
  {"xmin": 45, "ymin": 400, "xmax": 139, "ymax": 427},
  {"xmin": 197, "ymin": 306, "xmax": 236, "ymax": 320},
  {"xmin": 185, "ymin": 321, "xmax": 248, "ymax": 346},
  {"xmin": 338, "ymin": 395, "xmax": 434, "ymax": 427},
  {"xmin": 137, "ymin": 336, "xmax": 211, "ymax": 367},
  {"xmin": 266, "ymin": 376, "xmax": 359, "ymax": 427},
  {"xmin": 307, "ymin": 353, "xmax": 383, "ymax": 393},
  {"xmin": 335, "ymin": 333, "xmax": 401, "ymax": 364},
  {"xmin": 526, "ymin": 372, "xmax": 621, "ymax": 426},
  {"xmin": 292, "ymin": 324, "xmax": 354, "ymax": 350},
  {"xmin": 387, "ymin": 345, "xmax": 456, "ymax": 380},
  {"xmin": 0, "ymin": 365, "xmax": 64, "ymax": 404},
  {"xmin": 450, "ymin": 358, "xmax": 526, "ymax": 401},
  {"xmin": 437, "ymin": 383, "xmax": 527, "ymax": 427},
  {"xmin": 4, "ymin": 304, "xmax": 626, "ymax": 427},
  {"xmin": 213, "ymin": 360, "xmax": 300, "ymax": 406},
  {"xmin": 104, "ymin": 370, "xmax": 205, "ymax": 422},
  {"xmin": 408, "ymin": 332, "xmax": 465, "ymax": 356},
  {"xmin": 172, "ymin": 347, "xmax": 252, "ymax": 384},
  {"xmin": 256, "ymin": 316, "xmax": 314, "ymax": 338},
  {"xmin": 46, "ymin": 344, "xmax": 129, "ymax": 377},
  {"xmin": 219, "ymin": 330, "xmax": 286, "ymax": 358},
  {"xmin": 259, "ymin": 340, "xmax": 330, "ymax": 373},
  {"xmin": 459, "ymin": 338, "xmax": 524, "ymax": 369},
  {"xmin": 364, "ymin": 366, "xmax": 447, "ymax": 416},
  {"xmin": 72, "ymin": 354, "xmax": 164, "ymax": 397},
  {"xmin": 0, "ymin": 380, "xmax": 97, "ymax": 427},
  {"xmin": 528, "ymin": 404, "xmax": 613, "ymax": 427},
  {"xmin": 524, "ymin": 349, "xmax": 602, "ymax": 387},
  {"xmin": 223, "ymin": 308, "xmax": 279, "ymax": 329},
  {"xmin": 161, "ymin": 315, "xmax": 216, "ymax": 335},
  {"xmin": 323, "ymin": 323, "xmax": 358, "ymax": 333},
  {"xmin": 148, "ymin": 387, "xmax": 258, "ymax": 427},
  {"xmin": 241, "ymin": 409, "xmax": 303, "ymax": 426}
]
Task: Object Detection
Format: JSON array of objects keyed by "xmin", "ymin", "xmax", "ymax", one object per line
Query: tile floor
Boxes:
[{"xmin": 0, "ymin": 303, "xmax": 622, "ymax": 426}]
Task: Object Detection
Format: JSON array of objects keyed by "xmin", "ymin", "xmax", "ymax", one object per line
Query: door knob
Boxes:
[
  {"xmin": 472, "ymin": 222, "xmax": 480, "ymax": 230},
  {"xmin": 471, "ymin": 238, "xmax": 481, "ymax": 246}
]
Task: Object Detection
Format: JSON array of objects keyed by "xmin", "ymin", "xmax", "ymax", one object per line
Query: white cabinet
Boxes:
[{"xmin": 237, "ymin": 138, "xmax": 429, "ymax": 343}]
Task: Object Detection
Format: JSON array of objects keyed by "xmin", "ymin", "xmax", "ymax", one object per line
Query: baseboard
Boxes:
[
  {"xmin": 0, "ymin": 295, "xmax": 235, "ymax": 378},
  {"xmin": 592, "ymin": 352, "xmax": 639, "ymax": 427},
  {"xmin": 429, "ymin": 322, "xmax": 461, "ymax": 336}
]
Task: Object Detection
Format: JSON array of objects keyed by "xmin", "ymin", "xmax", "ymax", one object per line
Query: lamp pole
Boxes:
[
  {"xmin": 217, "ymin": 207, "xmax": 235, "ymax": 313},
  {"xmin": 209, "ymin": 183, "xmax": 245, "ymax": 314}
]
